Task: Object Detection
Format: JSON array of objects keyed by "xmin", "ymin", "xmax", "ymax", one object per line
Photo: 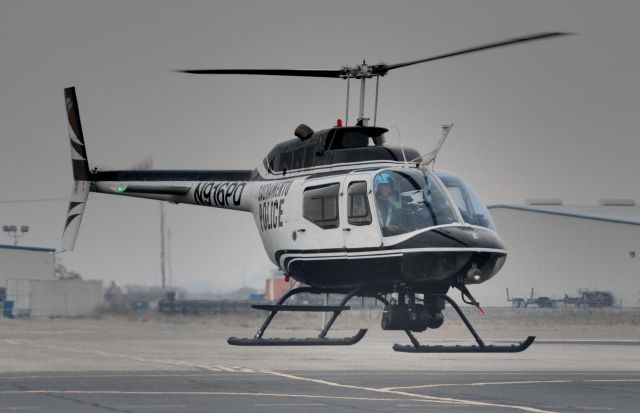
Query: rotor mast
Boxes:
[{"xmin": 341, "ymin": 61, "xmax": 380, "ymax": 126}]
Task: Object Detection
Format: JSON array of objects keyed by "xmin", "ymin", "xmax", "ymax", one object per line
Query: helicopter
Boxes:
[{"xmin": 62, "ymin": 32, "xmax": 570, "ymax": 353}]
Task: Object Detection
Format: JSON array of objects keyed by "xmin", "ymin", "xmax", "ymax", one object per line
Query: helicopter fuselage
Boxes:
[{"xmin": 89, "ymin": 125, "xmax": 506, "ymax": 294}]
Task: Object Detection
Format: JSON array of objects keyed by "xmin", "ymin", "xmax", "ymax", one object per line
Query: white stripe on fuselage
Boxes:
[{"xmin": 280, "ymin": 247, "xmax": 506, "ymax": 272}]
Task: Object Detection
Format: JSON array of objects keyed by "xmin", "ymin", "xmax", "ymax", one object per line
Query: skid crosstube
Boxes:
[
  {"xmin": 393, "ymin": 336, "xmax": 536, "ymax": 353},
  {"xmin": 228, "ymin": 329, "xmax": 367, "ymax": 346}
]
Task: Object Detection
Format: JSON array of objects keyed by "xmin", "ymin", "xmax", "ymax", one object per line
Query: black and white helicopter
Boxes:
[{"xmin": 62, "ymin": 32, "xmax": 569, "ymax": 353}]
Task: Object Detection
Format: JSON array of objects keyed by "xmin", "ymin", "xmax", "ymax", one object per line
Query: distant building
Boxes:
[
  {"xmin": 475, "ymin": 200, "xmax": 640, "ymax": 306},
  {"xmin": 0, "ymin": 245, "xmax": 56, "ymax": 287},
  {"xmin": 0, "ymin": 244, "xmax": 103, "ymax": 317},
  {"xmin": 265, "ymin": 277, "xmax": 290, "ymax": 302}
]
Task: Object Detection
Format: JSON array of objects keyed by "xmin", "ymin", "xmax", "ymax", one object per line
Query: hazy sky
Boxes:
[{"xmin": 0, "ymin": 0, "xmax": 638, "ymax": 292}]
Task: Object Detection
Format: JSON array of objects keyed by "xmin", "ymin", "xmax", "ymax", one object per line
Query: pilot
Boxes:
[{"xmin": 374, "ymin": 173, "xmax": 407, "ymax": 236}]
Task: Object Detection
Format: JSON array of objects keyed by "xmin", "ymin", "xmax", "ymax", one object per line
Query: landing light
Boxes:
[{"xmin": 467, "ymin": 264, "xmax": 482, "ymax": 281}]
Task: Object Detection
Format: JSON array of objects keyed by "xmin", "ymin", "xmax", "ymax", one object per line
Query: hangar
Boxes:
[
  {"xmin": 474, "ymin": 199, "xmax": 640, "ymax": 307},
  {"xmin": 0, "ymin": 244, "xmax": 103, "ymax": 317}
]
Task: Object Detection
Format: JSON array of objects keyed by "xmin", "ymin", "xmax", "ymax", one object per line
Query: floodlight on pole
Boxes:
[{"xmin": 3, "ymin": 224, "xmax": 30, "ymax": 246}]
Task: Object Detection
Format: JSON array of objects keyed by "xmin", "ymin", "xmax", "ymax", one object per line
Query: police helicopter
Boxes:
[{"xmin": 62, "ymin": 32, "xmax": 570, "ymax": 353}]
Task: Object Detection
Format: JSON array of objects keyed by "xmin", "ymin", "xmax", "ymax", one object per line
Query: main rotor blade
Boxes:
[
  {"xmin": 175, "ymin": 68, "xmax": 345, "ymax": 78},
  {"xmin": 372, "ymin": 32, "xmax": 573, "ymax": 75}
]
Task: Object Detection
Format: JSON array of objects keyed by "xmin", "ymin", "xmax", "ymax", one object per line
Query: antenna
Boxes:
[
  {"xmin": 415, "ymin": 123, "xmax": 454, "ymax": 171},
  {"xmin": 430, "ymin": 123, "xmax": 454, "ymax": 170}
]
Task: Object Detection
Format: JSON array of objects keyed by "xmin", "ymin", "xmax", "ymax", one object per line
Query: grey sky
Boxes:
[{"xmin": 0, "ymin": 0, "xmax": 638, "ymax": 292}]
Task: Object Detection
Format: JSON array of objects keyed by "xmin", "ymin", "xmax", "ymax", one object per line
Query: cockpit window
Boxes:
[
  {"xmin": 436, "ymin": 171, "xmax": 496, "ymax": 231},
  {"xmin": 373, "ymin": 169, "xmax": 459, "ymax": 236},
  {"xmin": 347, "ymin": 181, "xmax": 372, "ymax": 226}
]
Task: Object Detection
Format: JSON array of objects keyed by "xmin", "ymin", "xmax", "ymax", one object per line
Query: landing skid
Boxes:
[
  {"xmin": 227, "ymin": 286, "xmax": 367, "ymax": 346},
  {"xmin": 228, "ymin": 286, "xmax": 535, "ymax": 353},
  {"xmin": 392, "ymin": 295, "xmax": 535, "ymax": 353}
]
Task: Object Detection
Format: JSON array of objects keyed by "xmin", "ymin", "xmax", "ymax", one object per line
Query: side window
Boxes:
[
  {"xmin": 347, "ymin": 181, "xmax": 371, "ymax": 226},
  {"xmin": 303, "ymin": 183, "xmax": 340, "ymax": 229}
]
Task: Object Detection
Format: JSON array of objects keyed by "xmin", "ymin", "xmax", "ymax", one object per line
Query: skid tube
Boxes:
[
  {"xmin": 227, "ymin": 286, "xmax": 367, "ymax": 346},
  {"xmin": 393, "ymin": 294, "xmax": 535, "ymax": 353}
]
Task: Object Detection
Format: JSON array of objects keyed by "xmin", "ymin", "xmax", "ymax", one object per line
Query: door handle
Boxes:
[
  {"xmin": 342, "ymin": 228, "xmax": 351, "ymax": 232},
  {"xmin": 296, "ymin": 228, "xmax": 306, "ymax": 233}
]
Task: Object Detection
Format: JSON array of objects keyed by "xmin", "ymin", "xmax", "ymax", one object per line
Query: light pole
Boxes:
[{"xmin": 2, "ymin": 225, "xmax": 29, "ymax": 246}]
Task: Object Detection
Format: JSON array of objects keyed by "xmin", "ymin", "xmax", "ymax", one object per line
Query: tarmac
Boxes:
[{"xmin": 1, "ymin": 311, "xmax": 639, "ymax": 412}]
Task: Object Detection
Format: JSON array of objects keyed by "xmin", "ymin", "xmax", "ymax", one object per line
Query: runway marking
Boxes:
[
  {"xmin": 395, "ymin": 404, "xmax": 472, "ymax": 408},
  {"xmin": 382, "ymin": 379, "xmax": 573, "ymax": 391},
  {"xmin": 254, "ymin": 403, "xmax": 326, "ymax": 406},
  {"xmin": 112, "ymin": 405, "xmax": 186, "ymax": 409},
  {"xmin": 2, "ymin": 340, "xmax": 257, "ymax": 374},
  {"xmin": 0, "ymin": 390, "xmax": 407, "ymax": 403},
  {"xmin": 0, "ymin": 408, "xmax": 41, "ymax": 411},
  {"xmin": 584, "ymin": 379, "xmax": 640, "ymax": 383},
  {"xmin": 0, "ymin": 373, "xmax": 271, "ymax": 380},
  {"xmin": 1, "ymin": 371, "xmax": 639, "ymax": 380},
  {"xmin": 292, "ymin": 371, "xmax": 640, "ymax": 377},
  {"xmin": 382, "ymin": 378, "xmax": 640, "ymax": 391},
  {"xmin": 262, "ymin": 370, "xmax": 560, "ymax": 413}
]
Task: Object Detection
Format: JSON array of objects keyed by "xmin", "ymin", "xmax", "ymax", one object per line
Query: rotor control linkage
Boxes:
[
  {"xmin": 227, "ymin": 286, "xmax": 367, "ymax": 346},
  {"xmin": 393, "ymin": 294, "xmax": 536, "ymax": 353}
]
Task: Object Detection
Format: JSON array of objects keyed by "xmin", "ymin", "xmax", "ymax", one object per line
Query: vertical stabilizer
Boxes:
[{"xmin": 61, "ymin": 87, "xmax": 91, "ymax": 251}]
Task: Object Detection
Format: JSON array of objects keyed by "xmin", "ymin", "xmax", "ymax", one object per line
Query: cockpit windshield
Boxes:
[
  {"xmin": 373, "ymin": 169, "xmax": 460, "ymax": 237},
  {"xmin": 436, "ymin": 170, "xmax": 497, "ymax": 231}
]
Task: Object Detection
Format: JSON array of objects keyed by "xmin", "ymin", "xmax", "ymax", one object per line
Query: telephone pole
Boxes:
[{"xmin": 160, "ymin": 203, "xmax": 166, "ymax": 289}]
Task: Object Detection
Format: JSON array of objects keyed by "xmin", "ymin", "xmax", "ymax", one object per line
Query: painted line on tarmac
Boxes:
[
  {"xmin": 382, "ymin": 379, "xmax": 573, "ymax": 391},
  {"xmin": 2, "ymin": 340, "xmax": 257, "ymax": 373},
  {"xmin": 253, "ymin": 403, "xmax": 326, "ymax": 406},
  {"xmin": 383, "ymin": 378, "xmax": 640, "ymax": 391},
  {"xmin": 293, "ymin": 371, "xmax": 640, "ymax": 377},
  {"xmin": 534, "ymin": 340, "xmax": 640, "ymax": 346},
  {"xmin": 583, "ymin": 379, "xmax": 640, "ymax": 383},
  {"xmin": 0, "ymin": 391, "xmax": 409, "ymax": 403},
  {"xmin": 112, "ymin": 405, "xmax": 186, "ymax": 409},
  {"xmin": 262, "ymin": 369, "xmax": 559, "ymax": 413},
  {"xmin": 0, "ymin": 373, "xmax": 271, "ymax": 380}
]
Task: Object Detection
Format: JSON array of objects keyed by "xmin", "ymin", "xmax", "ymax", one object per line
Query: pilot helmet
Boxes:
[{"xmin": 374, "ymin": 172, "xmax": 396, "ymax": 194}]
